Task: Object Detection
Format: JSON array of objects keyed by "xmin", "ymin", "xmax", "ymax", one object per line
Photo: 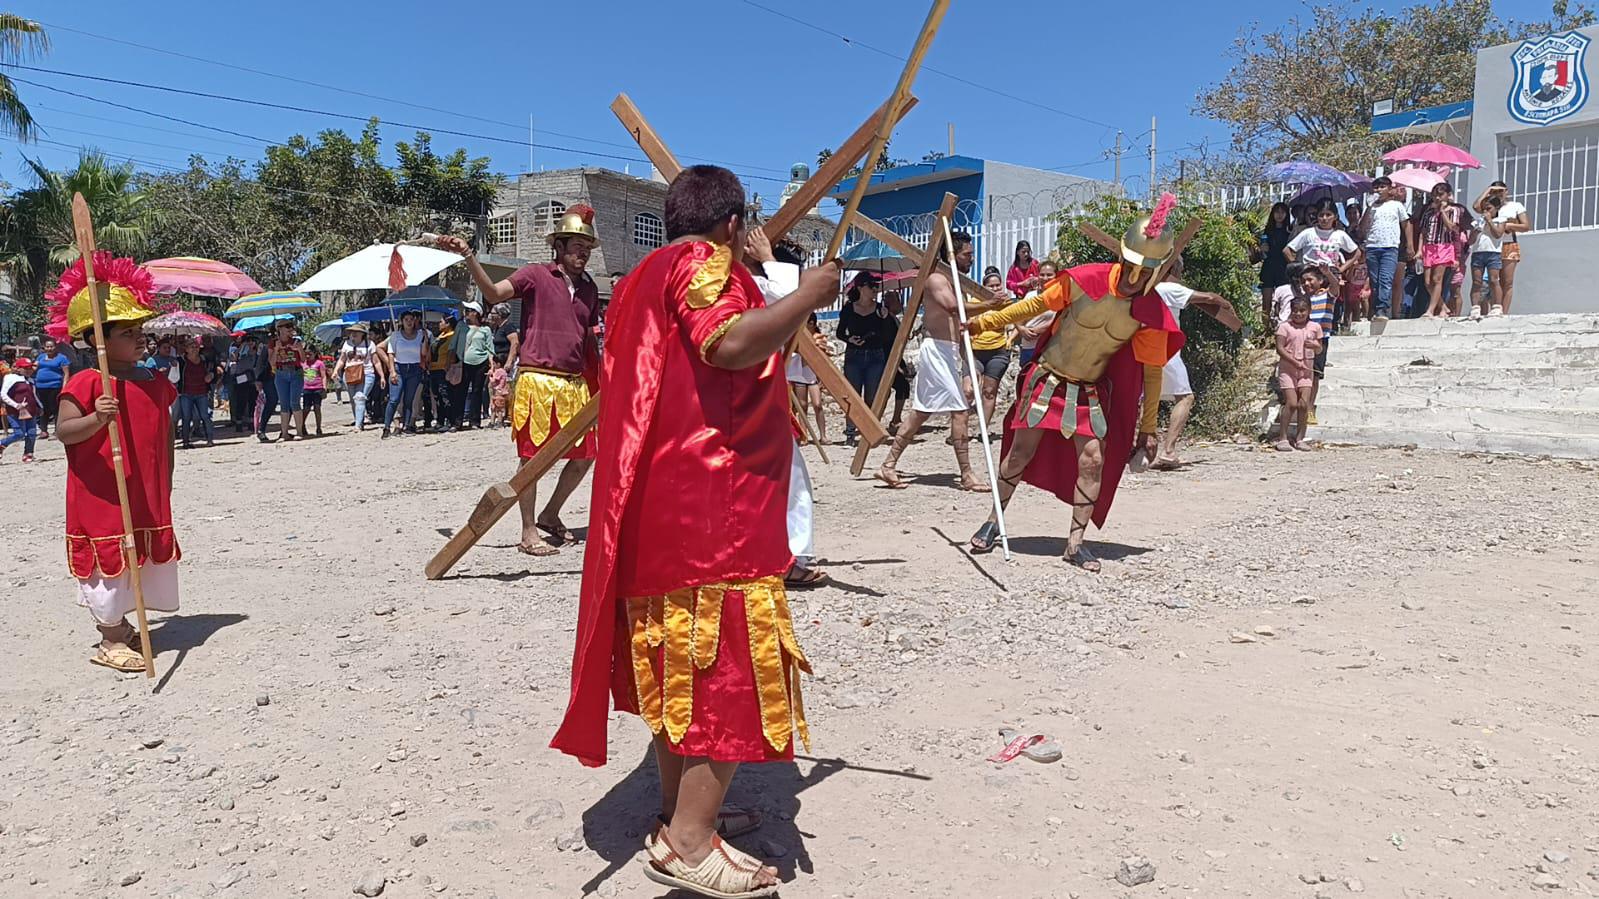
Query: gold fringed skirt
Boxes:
[
  {"xmin": 512, "ymin": 369, "xmax": 595, "ymax": 460},
  {"xmin": 615, "ymin": 576, "xmax": 811, "ymax": 763}
]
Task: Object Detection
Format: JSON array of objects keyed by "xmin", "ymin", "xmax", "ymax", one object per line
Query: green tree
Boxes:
[
  {"xmin": 0, "ymin": 152, "xmax": 155, "ymax": 333},
  {"xmin": 816, "ymin": 138, "xmax": 909, "ymax": 177},
  {"xmin": 392, "ymin": 132, "xmax": 499, "ymax": 239},
  {"xmin": 0, "ymin": 14, "xmax": 47, "ymax": 141},
  {"xmin": 1056, "ymin": 197, "xmax": 1264, "ymax": 436},
  {"xmin": 1196, "ymin": 0, "xmax": 1595, "ymax": 169}
]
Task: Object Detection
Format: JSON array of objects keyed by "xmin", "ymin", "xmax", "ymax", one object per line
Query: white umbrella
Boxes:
[{"xmin": 294, "ymin": 244, "xmax": 462, "ymax": 293}]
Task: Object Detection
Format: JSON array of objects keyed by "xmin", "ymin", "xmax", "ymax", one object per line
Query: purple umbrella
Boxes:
[
  {"xmin": 1262, "ymin": 160, "xmax": 1354, "ymax": 186},
  {"xmin": 1289, "ymin": 172, "xmax": 1374, "ymax": 205}
]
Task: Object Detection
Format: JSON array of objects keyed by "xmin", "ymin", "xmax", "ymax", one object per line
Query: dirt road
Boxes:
[{"xmin": 2, "ymin": 423, "xmax": 1596, "ymax": 897}]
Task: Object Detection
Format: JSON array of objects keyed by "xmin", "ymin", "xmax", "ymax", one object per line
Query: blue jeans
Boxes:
[
  {"xmin": 274, "ymin": 369, "xmax": 304, "ymax": 417},
  {"xmin": 177, "ymin": 394, "xmax": 213, "ymax": 444},
  {"xmin": 843, "ymin": 349, "xmax": 888, "ymax": 436},
  {"xmin": 1365, "ymin": 247, "xmax": 1399, "ymax": 318},
  {"xmin": 385, "ymin": 363, "xmax": 424, "ymax": 431},
  {"xmin": 1, "ymin": 415, "xmax": 37, "ymax": 455},
  {"xmin": 351, "ymin": 370, "xmax": 376, "ymax": 429}
]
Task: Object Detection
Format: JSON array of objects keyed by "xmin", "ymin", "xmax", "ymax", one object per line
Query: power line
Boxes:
[
  {"xmin": 33, "ymin": 103, "xmax": 267, "ymax": 152},
  {"xmin": 737, "ymin": 0, "xmax": 1124, "ymax": 133},
  {"xmin": 11, "ymin": 76, "xmax": 272, "ymax": 143},
  {"xmin": 5, "ymin": 64, "xmax": 794, "ymax": 184}
]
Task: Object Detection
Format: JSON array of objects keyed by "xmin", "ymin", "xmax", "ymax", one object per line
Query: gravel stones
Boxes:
[{"xmin": 1116, "ymin": 856, "xmax": 1156, "ymax": 887}]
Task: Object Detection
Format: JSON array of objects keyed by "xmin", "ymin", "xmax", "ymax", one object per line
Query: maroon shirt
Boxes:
[{"xmin": 510, "ymin": 262, "xmax": 600, "ymax": 374}]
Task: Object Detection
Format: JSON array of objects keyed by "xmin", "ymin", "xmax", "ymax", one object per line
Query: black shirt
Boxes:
[
  {"xmin": 493, "ymin": 320, "xmax": 515, "ymax": 363},
  {"xmin": 837, "ymin": 302, "xmax": 897, "ymax": 357}
]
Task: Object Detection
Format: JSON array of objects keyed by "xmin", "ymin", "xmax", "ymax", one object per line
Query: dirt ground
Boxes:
[{"xmin": 2, "ymin": 414, "xmax": 1597, "ymax": 899}]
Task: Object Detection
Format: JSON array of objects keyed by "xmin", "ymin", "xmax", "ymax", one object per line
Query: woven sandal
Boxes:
[{"xmin": 643, "ymin": 829, "xmax": 778, "ymax": 898}]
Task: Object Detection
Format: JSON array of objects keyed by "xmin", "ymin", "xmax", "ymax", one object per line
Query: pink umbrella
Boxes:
[
  {"xmin": 1383, "ymin": 141, "xmax": 1481, "ymax": 170},
  {"xmin": 142, "ymin": 309, "xmax": 232, "ymax": 338},
  {"xmin": 144, "ymin": 257, "xmax": 264, "ymax": 300},
  {"xmin": 1389, "ymin": 167, "xmax": 1447, "ymax": 192}
]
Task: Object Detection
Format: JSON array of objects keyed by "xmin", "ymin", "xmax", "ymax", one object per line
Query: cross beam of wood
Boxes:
[
  {"xmin": 611, "ymin": 93, "xmax": 890, "ymax": 449},
  {"xmin": 426, "ymin": 100, "xmax": 914, "ymax": 580},
  {"xmin": 425, "ymin": 398, "xmax": 599, "ymax": 580},
  {"xmin": 849, "ymin": 192, "xmax": 958, "ymax": 476},
  {"xmin": 847, "ymin": 212, "xmax": 989, "ymax": 300}
]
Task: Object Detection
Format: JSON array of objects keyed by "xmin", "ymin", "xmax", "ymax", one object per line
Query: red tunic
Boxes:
[
  {"xmin": 61, "ymin": 368, "xmax": 181, "ymax": 579},
  {"xmin": 1004, "ymin": 263, "xmax": 1184, "ymax": 528},
  {"xmin": 552, "ymin": 241, "xmax": 794, "ymax": 767}
]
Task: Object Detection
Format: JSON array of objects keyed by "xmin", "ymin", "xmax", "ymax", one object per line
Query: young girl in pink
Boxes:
[
  {"xmin": 488, "ymin": 356, "xmax": 510, "ymax": 428},
  {"xmin": 1275, "ymin": 296, "xmax": 1323, "ymax": 453}
]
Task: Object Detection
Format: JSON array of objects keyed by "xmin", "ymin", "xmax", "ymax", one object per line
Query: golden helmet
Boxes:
[
  {"xmin": 1120, "ymin": 193, "xmax": 1179, "ymax": 274},
  {"xmin": 547, "ymin": 203, "xmax": 600, "ymax": 247},
  {"xmin": 44, "ymin": 251, "xmax": 158, "ymax": 341}
]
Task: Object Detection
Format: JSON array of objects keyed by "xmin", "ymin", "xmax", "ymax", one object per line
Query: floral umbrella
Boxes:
[
  {"xmin": 143, "ymin": 310, "xmax": 232, "ymax": 338},
  {"xmin": 1262, "ymin": 160, "xmax": 1354, "ymax": 186}
]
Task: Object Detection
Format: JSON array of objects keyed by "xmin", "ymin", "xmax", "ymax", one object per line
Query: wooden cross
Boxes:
[
  {"xmin": 425, "ymin": 98, "xmax": 917, "ymax": 580},
  {"xmin": 848, "ymin": 191, "xmax": 958, "ymax": 476},
  {"xmin": 1080, "ymin": 219, "xmax": 1243, "ymax": 331},
  {"xmin": 610, "ymin": 93, "xmax": 894, "ymax": 449}
]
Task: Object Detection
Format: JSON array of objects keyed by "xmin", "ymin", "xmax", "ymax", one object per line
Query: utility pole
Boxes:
[
  {"xmin": 1112, "ymin": 130, "xmax": 1124, "ymax": 197},
  {"xmin": 948, "ymin": 122, "xmax": 955, "ymax": 157},
  {"xmin": 1148, "ymin": 115, "xmax": 1158, "ymax": 202},
  {"xmin": 528, "ymin": 115, "xmax": 535, "ymax": 173}
]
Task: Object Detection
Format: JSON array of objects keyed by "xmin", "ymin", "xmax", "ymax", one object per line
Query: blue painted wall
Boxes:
[{"xmin": 853, "ymin": 174, "xmax": 984, "ymax": 223}]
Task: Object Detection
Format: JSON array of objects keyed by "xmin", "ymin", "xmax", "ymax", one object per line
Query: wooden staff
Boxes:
[
  {"xmin": 849, "ymin": 191, "xmax": 958, "ymax": 476},
  {"xmin": 825, "ymin": 0, "xmax": 952, "ymax": 260},
  {"xmin": 943, "ymin": 213, "xmax": 1011, "ymax": 561},
  {"xmin": 70, "ymin": 193, "xmax": 156, "ymax": 677}
]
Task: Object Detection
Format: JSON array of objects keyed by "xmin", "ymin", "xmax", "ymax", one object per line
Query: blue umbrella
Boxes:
[
  {"xmin": 382, "ymin": 285, "xmax": 463, "ymax": 310},
  {"xmin": 1262, "ymin": 160, "xmax": 1353, "ymax": 186},
  {"xmin": 841, "ymin": 237, "xmax": 915, "ymax": 272},
  {"xmin": 233, "ymin": 313, "xmax": 293, "ymax": 332}
]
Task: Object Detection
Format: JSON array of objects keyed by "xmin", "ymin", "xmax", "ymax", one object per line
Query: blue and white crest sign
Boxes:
[{"xmin": 1509, "ymin": 30, "xmax": 1590, "ymax": 126}]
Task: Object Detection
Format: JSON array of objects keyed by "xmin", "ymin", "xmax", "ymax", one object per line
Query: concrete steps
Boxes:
[{"xmin": 1306, "ymin": 312, "xmax": 1599, "ymax": 459}]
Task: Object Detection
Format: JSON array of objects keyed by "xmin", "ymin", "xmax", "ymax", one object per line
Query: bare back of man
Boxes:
[{"xmin": 875, "ymin": 234, "xmax": 988, "ymax": 493}]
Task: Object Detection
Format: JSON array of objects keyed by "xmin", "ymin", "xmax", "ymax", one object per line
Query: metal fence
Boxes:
[{"xmin": 1498, "ymin": 124, "xmax": 1599, "ymax": 234}]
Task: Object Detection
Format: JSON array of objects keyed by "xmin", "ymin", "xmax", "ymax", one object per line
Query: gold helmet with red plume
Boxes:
[
  {"xmin": 1120, "ymin": 192, "xmax": 1179, "ymax": 281},
  {"xmin": 547, "ymin": 203, "xmax": 600, "ymax": 247},
  {"xmin": 44, "ymin": 252, "xmax": 158, "ymax": 341}
]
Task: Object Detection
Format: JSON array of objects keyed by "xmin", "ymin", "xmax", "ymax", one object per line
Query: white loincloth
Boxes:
[
  {"xmin": 78, "ymin": 560, "xmax": 180, "ymax": 626},
  {"xmin": 1161, "ymin": 352, "xmax": 1192, "ymax": 400},
  {"xmin": 787, "ymin": 440, "xmax": 814, "ymax": 567},
  {"xmin": 912, "ymin": 338, "xmax": 967, "ymax": 413},
  {"xmin": 785, "ymin": 353, "xmax": 817, "ymax": 386}
]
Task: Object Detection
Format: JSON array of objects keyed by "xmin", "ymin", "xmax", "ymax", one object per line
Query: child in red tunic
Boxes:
[{"xmin": 46, "ymin": 253, "xmax": 180, "ymax": 673}]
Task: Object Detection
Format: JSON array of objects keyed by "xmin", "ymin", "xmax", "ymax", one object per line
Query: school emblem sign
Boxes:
[{"xmin": 1509, "ymin": 31, "xmax": 1590, "ymax": 126}]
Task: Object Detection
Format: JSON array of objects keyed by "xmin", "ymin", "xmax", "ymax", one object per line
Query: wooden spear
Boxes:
[
  {"xmin": 824, "ymin": 0, "xmax": 952, "ymax": 260},
  {"xmin": 70, "ymin": 193, "xmax": 157, "ymax": 678}
]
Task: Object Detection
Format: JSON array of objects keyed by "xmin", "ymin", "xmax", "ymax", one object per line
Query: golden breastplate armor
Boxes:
[{"xmin": 1039, "ymin": 293, "xmax": 1140, "ymax": 382}]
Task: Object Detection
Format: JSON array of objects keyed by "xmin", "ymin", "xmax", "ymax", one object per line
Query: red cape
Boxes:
[
  {"xmin": 550, "ymin": 243, "xmax": 792, "ymax": 767},
  {"xmin": 1002, "ymin": 263, "xmax": 1184, "ymax": 529}
]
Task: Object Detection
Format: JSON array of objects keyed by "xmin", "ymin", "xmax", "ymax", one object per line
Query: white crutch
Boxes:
[{"xmin": 942, "ymin": 215, "xmax": 1011, "ymax": 561}]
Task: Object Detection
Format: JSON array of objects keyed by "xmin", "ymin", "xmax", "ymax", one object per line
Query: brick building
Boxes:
[{"xmin": 489, "ymin": 167, "xmax": 836, "ymax": 283}]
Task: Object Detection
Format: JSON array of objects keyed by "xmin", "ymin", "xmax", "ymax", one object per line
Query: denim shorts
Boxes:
[
  {"xmin": 1471, "ymin": 251, "xmax": 1503, "ymax": 271},
  {"xmin": 972, "ymin": 347, "xmax": 1012, "ymax": 382}
]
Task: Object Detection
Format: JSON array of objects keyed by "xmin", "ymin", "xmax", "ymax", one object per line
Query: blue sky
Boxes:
[{"xmin": 0, "ymin": 0, "xmax": 1563, "ymax": 205}]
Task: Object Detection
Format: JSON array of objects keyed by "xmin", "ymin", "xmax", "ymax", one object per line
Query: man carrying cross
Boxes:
[
  {"xmin": 963, "ymin": 194, "xmax": 1193, "ymax": 572},
  {"xmin": 552, "ymin": 166, "xmax": 843, "ymax": 896},
  {"xmin": 438, "ymin": 206, "xmax": 602, "ymax": 556}
]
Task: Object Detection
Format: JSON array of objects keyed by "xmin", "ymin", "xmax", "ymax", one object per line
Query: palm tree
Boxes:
[
  {"xmin": 0, "ymin": 15, "xmax": 48, "ymax": 141},
  {"xmin": 0, "ymin": 152, "xmax": 156, "ymax": 332}
]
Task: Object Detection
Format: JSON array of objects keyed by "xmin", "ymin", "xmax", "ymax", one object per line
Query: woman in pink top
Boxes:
[
  {"xmin": 1275, "ymin": 296, "xmax": 1323, "ymax": 453},
  {"xmin": 1006, "ymin": 240, "xmax": 1043, "ymax": 299}
]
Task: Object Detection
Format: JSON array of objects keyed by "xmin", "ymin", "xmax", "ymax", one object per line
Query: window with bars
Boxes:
[
  {"xmin": 530, "ymin": 200, "xmax": 566, "ymax": 236},
  {"xmin": 633, "ymin": 212, "xmax": 664, "ymax": 248},
  {"xmin": 487, "ymin": 214, "xmax": 517, "ymax": 250},
  {"xmin": 1497, "ymin": 123, "xmax": 1599, "ymax": 233}
]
